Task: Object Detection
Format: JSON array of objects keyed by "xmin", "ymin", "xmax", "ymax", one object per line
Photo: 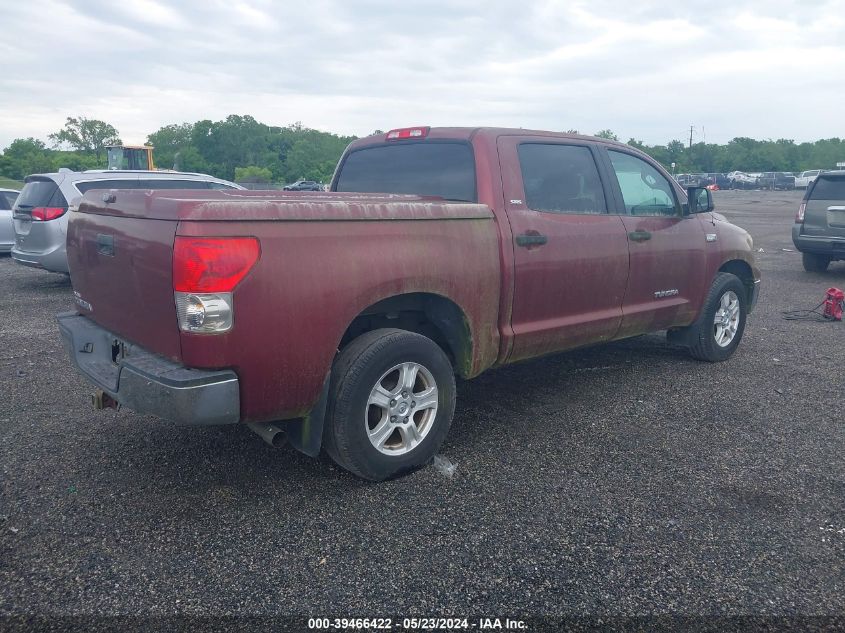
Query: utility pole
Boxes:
[{"xmin": 689, "ymin": 125, "xmax": 695, "ymax": 149}]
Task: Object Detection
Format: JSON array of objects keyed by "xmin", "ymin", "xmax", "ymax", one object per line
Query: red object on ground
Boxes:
[
  {"xmin": 706, "ymin": 184, "xmax": 720, "ymax": 191},
  {"xmin": 823, "ymin": 287, "xmax": 844, "ymax": 321}
]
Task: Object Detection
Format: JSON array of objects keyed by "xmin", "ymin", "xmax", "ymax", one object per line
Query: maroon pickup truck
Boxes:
[{"xmin": 58, "ymin": 127, "xmax": 760, "ymax": 480}]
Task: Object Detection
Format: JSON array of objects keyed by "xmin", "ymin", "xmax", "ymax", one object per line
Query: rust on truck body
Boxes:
[{"xmin": 175, "ymin": 214, "xmax": 501, "ymax": 422}]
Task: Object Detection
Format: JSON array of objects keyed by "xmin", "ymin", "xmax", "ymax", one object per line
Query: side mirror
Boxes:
[{"xmin": 687, "ymin": 186, "xmax": 714, "ymax": 214}]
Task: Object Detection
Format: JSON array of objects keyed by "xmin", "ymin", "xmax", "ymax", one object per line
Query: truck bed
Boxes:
[{"xmin": 67, "ymin": 189, "xmax": 501, "ymax": 422}]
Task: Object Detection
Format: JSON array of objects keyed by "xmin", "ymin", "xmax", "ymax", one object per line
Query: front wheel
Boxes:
[
  {"xmin": 685, "ymin": 273, "xmax": 748, "ymax": 362},
  {"xmin": 324, "ymin": 329, "xmax": 456, "ymax": 481}
]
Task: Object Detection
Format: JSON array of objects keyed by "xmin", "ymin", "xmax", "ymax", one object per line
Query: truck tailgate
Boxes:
[{"xmin": 67, "ymin": 195, "xmax": 181, "ymax": 361}]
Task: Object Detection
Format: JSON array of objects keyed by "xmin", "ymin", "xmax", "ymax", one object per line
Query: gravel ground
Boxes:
[{"xmin": 0, "ymin": 191, "xmax": 843, "ymax": 627}]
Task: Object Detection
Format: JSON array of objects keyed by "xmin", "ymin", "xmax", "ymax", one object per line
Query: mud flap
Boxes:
[{"xmin": 285, "ymin": 375, "xmax": 330, "ymax": 457}]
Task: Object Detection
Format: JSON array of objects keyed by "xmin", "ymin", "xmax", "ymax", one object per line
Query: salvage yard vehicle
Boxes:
[
  {"xmin": 727, "ymin": 171, "xmax": 758, "ymax": 189},
  {"xmin": 757, "ymin": 172, "xmax": 795, "ymax": 190},
  {"xmin": 795, "ymin": 169, "xmax": 822, "ymax": 189},
  {"xmin": 0, "ymin": 188, "xmax": 19, "ymax": 253},
  {"xmin": 792, "ymin": 170, "xmax": 845, "ymax": 272},
  {"xmin": 282, "ymin": 180, "xmax": 323, "ymax": 191},
  {"xmin": 57, "ymin": 127, "xmax": 761, "ymax": 480},
  {"xmin": 12, "ymin": 170, "xmax": 243, "ymax": 273}
]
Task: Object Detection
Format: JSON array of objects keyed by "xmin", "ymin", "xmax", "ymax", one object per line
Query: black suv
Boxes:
[
  {"xmin": 757, "ymin": 172, "xmax": 795, "ymax": 190},
  {"xmin": 283, "ymin": 180, "xmax": 323, "ymax": 191},
  {"xmin": 792, "ymin": 171, "xmax": 845, "ymax": 271}
]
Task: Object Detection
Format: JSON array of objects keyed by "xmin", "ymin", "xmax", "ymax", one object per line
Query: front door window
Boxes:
[{"xmin": 608, "ymin": 151, "xmax": 679, "ymax": 217}]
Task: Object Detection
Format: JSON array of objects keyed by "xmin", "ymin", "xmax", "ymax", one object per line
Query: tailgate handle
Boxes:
[{"xmin": 96, "ymin": 234, "xmax": 115, "ymax": 257}]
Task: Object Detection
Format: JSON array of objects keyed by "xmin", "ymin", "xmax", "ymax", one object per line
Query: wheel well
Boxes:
[
  {"xmin": 339, "ymin": 293, "xmax": 473, "ymax": 377},
  {"xmin": 719, "ymin": 260, "xmax": 754, "ymax": 302}
]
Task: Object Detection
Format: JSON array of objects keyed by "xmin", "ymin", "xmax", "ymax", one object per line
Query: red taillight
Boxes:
[
  {"xmin": 796, "ymin": 202, "xmax": 806, "ymax": 223},
  {"xmin": 173, "ymin": 237, "xmax": 260, "ymax": 292},
  {"xmin": 386, "ymin": 126, "xmax": 430, "ymax": 140},
  {"xmin": 30, "ymin": 207, "xmax": 66, "ymax": 221}
]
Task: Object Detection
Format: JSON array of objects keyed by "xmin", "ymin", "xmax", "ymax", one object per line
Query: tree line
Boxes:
[{"xmin": 1, "ymin": 115, "xmax": 842, "ymax": 185}]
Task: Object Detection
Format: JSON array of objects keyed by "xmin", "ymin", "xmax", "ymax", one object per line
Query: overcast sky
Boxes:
[{"xmin": 1, "ymin": 0, "xmax": 843, "ymax": 150}]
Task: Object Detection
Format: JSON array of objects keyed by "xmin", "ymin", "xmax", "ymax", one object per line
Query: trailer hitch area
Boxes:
[{"xmin": 91, "ymin": 389, "xmax": 120, "ymax": 411}]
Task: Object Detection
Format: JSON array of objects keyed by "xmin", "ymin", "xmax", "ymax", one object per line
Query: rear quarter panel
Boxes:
[{"xmin": 177, "ymin": 215, "xmax": 501, "ymax": 423}]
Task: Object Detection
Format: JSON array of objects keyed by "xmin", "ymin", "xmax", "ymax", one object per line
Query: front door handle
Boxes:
[
  {"xmin": 628, "ymin": 230, "xmax": 652, "ymax": 242},
  {"xmin": 515, "ymin": 233, "xmax": 548, "ymax": 247}
]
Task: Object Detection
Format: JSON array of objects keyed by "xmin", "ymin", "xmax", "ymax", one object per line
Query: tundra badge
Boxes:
[{"xmin": 654, "ymin": 289, "xmax": 679, "ymax": 298}]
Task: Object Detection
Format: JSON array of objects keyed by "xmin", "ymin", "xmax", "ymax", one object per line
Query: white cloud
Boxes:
[{"xmin": 0, "ymin": 0, "xmax": 843, "ymax": 151}]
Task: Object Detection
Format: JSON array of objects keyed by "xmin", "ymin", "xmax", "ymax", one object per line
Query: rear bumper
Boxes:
[
  {"xmin": 11, "ymin": 242, "xmax": 68, "ymax": 272},
  {"xmin": 792, "ymin": 225, "xmax": 845, "ymax": 258},
  {"xmin": 57, "ymin": 312, "xmax": 240, "ymax": 425},
  {"xmin": 11, "ymin": 216, "xmax": 69, "ymax": 273}
]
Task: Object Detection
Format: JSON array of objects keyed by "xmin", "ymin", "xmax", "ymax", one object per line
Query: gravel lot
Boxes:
[{"xmin": 1, "ymin": 191, "xmax": 843, "ymax": 626}]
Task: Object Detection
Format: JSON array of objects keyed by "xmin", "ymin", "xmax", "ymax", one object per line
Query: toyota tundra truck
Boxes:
[{"xmin": 58, "ymin": 127, "xmax": 760, "ymax": 480}]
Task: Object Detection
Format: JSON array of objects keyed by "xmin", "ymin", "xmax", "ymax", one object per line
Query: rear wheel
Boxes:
[
  {"xmin": 324, "ymin": 329, "xmax": 456, "ymax": 481},
  {"xmin": 802, "ymin": 252, "xmax": 831, "ymax": 273}
]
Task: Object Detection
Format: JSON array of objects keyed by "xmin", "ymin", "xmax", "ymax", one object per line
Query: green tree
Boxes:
[
  {"xmin": 234, "ymin": 165, "xmax": 273, "ymax": 183},
  {"xmin": 595, "ymin": 129, "xmax": 618, "ymax": 141},
  {"xmin": 0, "ymin": 138, "xmax": 54, "ymax": 179},
  {"xmin": 49, "ymin": 116, "xmax": 121, "ymax": 162},
  {"xmin": 147, "ymin": 123, "xmax": 194, "ymax": 170}
]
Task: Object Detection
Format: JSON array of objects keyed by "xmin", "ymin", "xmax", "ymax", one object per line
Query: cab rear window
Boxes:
[
  {"xmin": 335, "ymin": 142, "xmax": 476, "ymax": 202},
  {"xmin": 808, "ymin": 177, "xmax": 845, "ymax": 200}
]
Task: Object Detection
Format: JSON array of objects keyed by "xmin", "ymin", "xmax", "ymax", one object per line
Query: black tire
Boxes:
[
  {"xmin": 686, "ymin": 273, "xmax": 748, "ymax": 362},
  {"xmin": 324, "ymin": 328, "xmax": 456, "ymax": 481},
  {"xmin": 802, "ymin": 252, "xmax": 831, "ymax": 273}
]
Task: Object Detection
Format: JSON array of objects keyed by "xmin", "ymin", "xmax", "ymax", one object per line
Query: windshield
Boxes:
[{"xmin": 334, "ymin": 142, "xmax": 477, "ymax": 202}]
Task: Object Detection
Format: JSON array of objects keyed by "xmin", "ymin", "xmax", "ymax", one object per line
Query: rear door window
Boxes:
[
  {"xmin": 335, "ymin": 142, "xmax": 476, "ymax": 202},
  {"xmin": 136, "ymin": 179, "xmax": 213, "ymax": 189},
  {"xmin": 75, "ymin": 179, "xmax": 140, "ymax": 194},
  {"xmin": 517, "ymin": 143, "xmax": 607, "ymax": 214},
  {"xmin": 14, "ymin": 178, "xmax": 68, "ymax": 212},
  {"xmin": 809, "ymin": 177, "xmax": 845, "ymax": 200}
]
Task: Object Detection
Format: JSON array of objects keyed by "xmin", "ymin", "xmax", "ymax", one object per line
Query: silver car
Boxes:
[
  {"xmin": 1, "ymin": 188, "xmax": 20, "ymax": 252},
  {"xmin": 12, "ymin": 169, "xmax": 243, "ymax": 273}
]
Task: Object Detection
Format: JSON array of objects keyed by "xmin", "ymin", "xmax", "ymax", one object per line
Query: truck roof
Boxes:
[{"xmin": 346, "ymin": 127, "xmax": 632, "ymax": 151}]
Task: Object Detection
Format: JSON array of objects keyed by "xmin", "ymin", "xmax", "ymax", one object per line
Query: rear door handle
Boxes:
[
  {"xmin": 515, "ymin": 233, "xmax": 548, "ymax": 247},
  {"xmin": 628, "ymin": 230, "xmax": 652, "ymax": 242}
]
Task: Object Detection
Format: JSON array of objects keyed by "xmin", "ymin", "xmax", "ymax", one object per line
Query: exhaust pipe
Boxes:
[{"xmin": 247, "ymin": 422, "xmax": 286, "ymax": 448}]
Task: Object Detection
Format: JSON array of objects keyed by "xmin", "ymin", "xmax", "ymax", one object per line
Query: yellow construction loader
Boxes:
[{"xmin": 106, "ymin": 145, "xmax": 155, "ymax": 170}]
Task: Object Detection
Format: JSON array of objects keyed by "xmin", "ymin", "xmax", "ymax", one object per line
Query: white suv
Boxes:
[{"xmin": 12, "ymin": 169, "xmax": 243, "ymax": 273}]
